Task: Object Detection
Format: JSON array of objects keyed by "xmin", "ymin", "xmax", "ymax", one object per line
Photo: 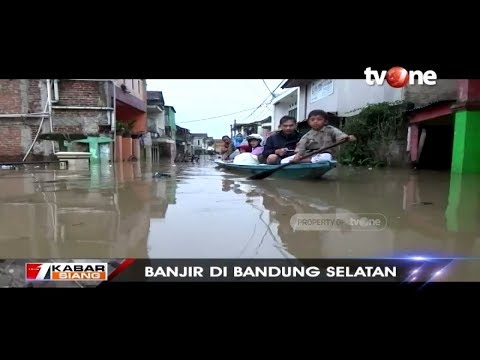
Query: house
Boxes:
[
  {"xmin": 191, "ymin": 133, "xmax": 209, "ymax": 151},
  {"xmin": 0, "ymin": 79, "xmax": 147, "ymax": 163},
  {"xmin": 147, "ymin": 91, "xmax": 175, "ymax": 161},
  {"xmin": 231, "ymin": 117, "xmax": 272, "ymax": 141},
  {"xmin": 147, "ymin": 91, "xmax": 165, "ymax": 136},
  {"xmin": 275, "ymin": 78, "xmax": 459, "ymax": 169},
  {"xmin": 113, "ymin": 79, "xmax": 148, "ymax": 162},
  {"xmin": 175, "ymin": 125, "xmax": 192, "ymax": 156},
  {"xmin": 272, "ymin": 79, "xmax": 404, "ymax": 130},
  {"xmin": 405, "ymin": 80, "xmax": 480, "ymax": 173},
  {"xmin": 191, "ymin": 133, "xmax": 214, "ymax": 153},
  {"xmin": 164, "ymin": 105, "xmax": 177, "ymax": 138}
]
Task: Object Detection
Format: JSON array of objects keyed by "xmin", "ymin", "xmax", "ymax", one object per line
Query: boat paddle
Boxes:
[{"xmin": 248, "ymin": 137, "xmax": 350, "ymax": 180}]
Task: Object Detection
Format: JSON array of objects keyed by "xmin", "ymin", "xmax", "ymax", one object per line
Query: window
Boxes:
[
  {"xmin": 138, "ymin": 80, "xmax": 141, "ymax": 93},
  {"xmin": 131, "ymin": 79, "xmax": 134, "ymax": 89},
  {"xmin": 288, "ymin": 108, "xmax": 297, "ymax": 118}
]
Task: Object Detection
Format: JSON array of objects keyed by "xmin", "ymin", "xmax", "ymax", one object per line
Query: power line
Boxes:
[
  {"xmin": 176, "ymin": 79, "xmax": 286, "ymax": 126},
  {"xmin": 177, "ymin": 107, "xmax": 257, "ymax": 124},
  {"xmin": 262, "ymin": 79, "xmax": 275, "ymax": 97},
  {"xmin": 240, "ymin": 79, "xmax": 286, "ymax": 123}
]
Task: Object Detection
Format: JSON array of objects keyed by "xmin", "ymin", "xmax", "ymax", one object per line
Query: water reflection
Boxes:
[
  {"xmin": 0, "ymin": 163, "xmax": 156, "ymax": 259},
  {"xmin": 229, "ymin": 180, "xmax": 396, "ymax": 258},
  {"xmin": 218, "ymin": 168, "xmax": 480, "ymax": 260}
]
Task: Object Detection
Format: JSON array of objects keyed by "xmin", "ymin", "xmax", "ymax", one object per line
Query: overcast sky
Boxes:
[{"xmin": 146, "ymin": 79, "xmax": 286, "ymax": 139}]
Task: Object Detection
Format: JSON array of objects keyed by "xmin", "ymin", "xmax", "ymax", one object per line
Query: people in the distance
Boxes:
[
  {"xmin": 232, "ymin": 136, "xmax": 264, "ymax": 165},
  {"xmin": 237, "ymin": 144, "xmax": 251, "ymax": 154},
  {"xmin": 261, "ymin": 116, "xmax": 302, "ymax": 164},
  {"xmin": 283, "ymin": 110, "xmax": 355, "ymax": 164},
  {"xmin": 220, "ymin": 135, "xmax": 235, "ymax": 160},
  {"xmin": 234, "ymin": 133, "xmax": 245, "ymax": 148},
  {"xmin": 246, "ymin": 134, "xmax": 264, "ymax": 156}
]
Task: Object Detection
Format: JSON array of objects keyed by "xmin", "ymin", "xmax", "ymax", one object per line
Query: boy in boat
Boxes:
[
  {"xmin": 261, "ymin": 116, "xmax": 302, "ymax": 164},
  {"xmin": 283, "ymin": 110, "xmax": 355, "ymax": 164}
]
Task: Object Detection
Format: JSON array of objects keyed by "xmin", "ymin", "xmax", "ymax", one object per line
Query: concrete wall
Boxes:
[
  {"xmin": 297, "ymin": 79, "xmax": 403, "ymax": 118},
  {"xmin": 404, "ymin": 79, "xmax": 457, "ymax": 107},
  {"xmin": 296, "ymin": 79, "xmax": 455, "ymax": 118},
  {"xmin": 147, "ymin": 109, "xmax": 165, "ymax": 135}
]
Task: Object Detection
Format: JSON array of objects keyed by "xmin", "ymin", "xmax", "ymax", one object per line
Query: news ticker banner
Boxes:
[{"xmin": 0, "ymin": 257, "xmax": 466, "ymax": 287}]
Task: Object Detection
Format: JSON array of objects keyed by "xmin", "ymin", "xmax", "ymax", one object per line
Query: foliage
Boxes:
[
  {"xmin": 336, "ymin": 101, "xmax": 409, "ymax": 167},
  {"xmin": 116, "ymin": 120, "xmax": 136, "ymax": 137}
]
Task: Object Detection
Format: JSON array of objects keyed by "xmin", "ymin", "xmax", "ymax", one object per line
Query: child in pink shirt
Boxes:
[{"xmin": 247, "ymin": 134, "xmax": 264, "ymax": 156}]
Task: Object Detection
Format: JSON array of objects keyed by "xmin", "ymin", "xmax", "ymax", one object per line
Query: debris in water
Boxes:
[{"xmin": 153, "ymin": 172, "xmax": 171, "ymax": 178}]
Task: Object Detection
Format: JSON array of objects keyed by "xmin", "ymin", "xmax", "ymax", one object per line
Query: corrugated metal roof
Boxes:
[
  {"xmin": 282, "ymin": 79, "xmax": 311, "ymax": 89},
  {"xmin": 147, "ymin": 91, "xmax": 165, "ymax": 105}
]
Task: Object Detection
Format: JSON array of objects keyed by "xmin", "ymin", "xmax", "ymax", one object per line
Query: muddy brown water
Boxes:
[{"xmin": 0, "ymin": 156, "xmax": 479, "ymax": 281}]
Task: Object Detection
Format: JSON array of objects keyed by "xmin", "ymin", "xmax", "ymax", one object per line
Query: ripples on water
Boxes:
[{"xmin": 0, "ymin": 156, "xmax": 479, "ymax": 280}]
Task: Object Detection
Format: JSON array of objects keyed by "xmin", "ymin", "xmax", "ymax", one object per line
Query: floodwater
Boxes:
[{"xmin": 0, "ymin": 156, "xmax": 479, "ymax": 281}]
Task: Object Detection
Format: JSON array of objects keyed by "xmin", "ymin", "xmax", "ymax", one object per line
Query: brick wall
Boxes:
[
  {"xmin": 0, "ymin": 80, "xmax": 111, "ymax": 161},
  {"xmin": 57, "ymin": 80, "xmax": 107, "ymax": 107},
  {"xmin": 0, "ymin": 124, "xmax": 22, "ymax": 157},
  {"xmin": 0, "ymin": 119, "xmax": 45, "ymax": 162},
  {"xmin": 0, "ymin": 80, "xmax": 22, "ymax": 114},
  {"xmin": 28, "ymin": 79, "xmax": 43, "ymax": 113},
  {"xmin": 52, "ymin": 80, "xmax": 110, "ymax": 133}
]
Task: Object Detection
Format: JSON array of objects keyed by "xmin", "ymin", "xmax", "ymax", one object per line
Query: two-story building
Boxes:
[
  {"xmin": 175, "ymin": 125, "xmax": 192, "ymax": 157},
  {"xmin": 191, "ymin": 134, "xmax": 215, "ymax": 154},
  {"xmin": 113, "ymin": 79, "xmax": 148, "ymax": 162},
  {"xmin": 272, "ymin": 79, "xmax": 404, "ymax": 130},
  {"xmin": 146, "ymin": 91, "xmax": 176, "ymax": 161},
  {"xmin": 191, "ymin": 133, "xmax": 208, "ymax": 151}
]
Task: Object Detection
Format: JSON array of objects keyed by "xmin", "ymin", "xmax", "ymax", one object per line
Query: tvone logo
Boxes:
[{"xmin": 364, "ymin": 66, "xmax": 437, "ymax": 88}]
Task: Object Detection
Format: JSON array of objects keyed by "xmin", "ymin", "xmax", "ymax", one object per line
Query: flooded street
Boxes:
[{"xmin": 0, "ymin": 156, "xmax": 479, "ymax": 281}]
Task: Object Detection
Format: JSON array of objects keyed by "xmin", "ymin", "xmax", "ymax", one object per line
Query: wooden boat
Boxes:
[{"xmin": 213, "ymin": 159, "xmax": 337, "ymax": 179}]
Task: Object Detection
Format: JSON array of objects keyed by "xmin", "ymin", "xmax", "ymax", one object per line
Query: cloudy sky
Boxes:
[{"xmin": 146, "ymin": 79, "xmax": 286, "ymax": 139}]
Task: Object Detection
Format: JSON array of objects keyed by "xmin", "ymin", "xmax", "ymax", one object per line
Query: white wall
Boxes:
[
  {"xmin": 273, "ymin": 102, "xmax": 290, "ymax": 130},
  {"xmin": 335, "ymin": 80, "xmax": 402, "ymax": 116},
  {"xmin": 147, "ymin": 108, "xmax": 165, "ymax": 135},
  {"xmin": 305, "ymin": 80, "xmax": 339, "ymax": 115},
  {"xmin": 271, "ymin": 88, "xmax": 299, "ymax": 130},
  {"xmin": 296, "ymin": 79, "xmax": 403, "ymax": 118}
]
